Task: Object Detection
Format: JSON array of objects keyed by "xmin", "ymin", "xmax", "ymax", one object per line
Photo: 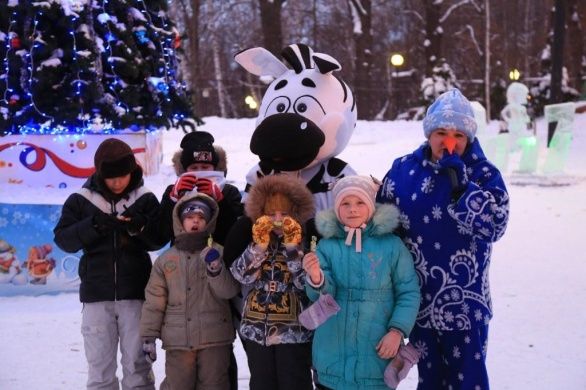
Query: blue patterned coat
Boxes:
[{"xmin": 376, "ymin": 140, "xmax": 509, "ymax": 331}]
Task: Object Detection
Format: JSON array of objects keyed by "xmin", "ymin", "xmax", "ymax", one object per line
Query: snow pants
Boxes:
[
  {"xmin": 160, "ymin": 345, "xmax": 231, "ymax": 390},
  {"xmin": 243, "ymin": 339, "xmax": 313, "ymax": 390},
  {"xmin": 409, "ymin": 325, "xmax": 490, "ymax": 390},
  {"xmin": 81, "ymin": 300, "xmax": 154, "ymax": 390}
]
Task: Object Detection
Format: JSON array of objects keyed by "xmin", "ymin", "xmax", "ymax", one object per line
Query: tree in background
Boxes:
[{"xmin": 0, "ymin": 0, "xmax": 193, "ymax": 135}]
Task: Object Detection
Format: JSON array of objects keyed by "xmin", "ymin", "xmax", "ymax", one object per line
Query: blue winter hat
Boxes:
[{"xmin": 422, "ymin": 89, "xmax": 478, "ymax": 141}]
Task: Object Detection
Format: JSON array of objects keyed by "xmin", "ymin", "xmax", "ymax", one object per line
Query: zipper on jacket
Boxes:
[
  {"xmin": 263, "ymin": 242, "xmax": 276, "ymax": 346},
  {"xmin": 111, "ymin": 200, "xmax": 118, "ymax": 301}
]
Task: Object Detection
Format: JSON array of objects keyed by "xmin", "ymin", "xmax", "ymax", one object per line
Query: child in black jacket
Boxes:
[{"xmin": 54, "ymin": 138, "xmax": 165, "ymax": 390}]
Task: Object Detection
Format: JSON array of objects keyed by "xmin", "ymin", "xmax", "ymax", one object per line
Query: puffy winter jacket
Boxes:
[
  {"xmin": 53, "ymin": 171, "xmax": 164, "ymax": 303},
  {"xmin": 377, "ymin": 139, "xmax": 509, "ymax": 331},
  {"xmin": 306, "ymin": 204, "xmax": 420, "ymax": 390},
  {"xmin": 140, "ymin": 193, "xmax": 240, "ymax": 350}
]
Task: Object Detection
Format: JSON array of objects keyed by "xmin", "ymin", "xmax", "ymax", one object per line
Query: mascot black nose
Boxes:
[{"xmin": 250, "ymin": 113, "xmax": 325, "ymax": 172}]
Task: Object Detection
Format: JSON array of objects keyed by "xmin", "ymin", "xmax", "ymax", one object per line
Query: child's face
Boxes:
[
  {"xmin": 338, "ymin": 195, "xmax": 369, "ymax": 228},
  {"xmin": 182, "ymin": 213, "xmax": 208, "ymax": 232},
  {"xmin": 429, "ymin": 128, "xmax": 468, "ymax": 161},
  {"xmin": 265, "ymin": 210, "xmax": 289, "ymax": 233},
  {"xmin": 104, "ymin": 174, "xmax": 131, "ymax": 194},
  {"xmin": 187, "ymin": 162, "xmax": 215, "ymax": 172}
]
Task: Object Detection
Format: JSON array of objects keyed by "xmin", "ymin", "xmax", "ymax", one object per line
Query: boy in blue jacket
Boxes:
[
  {"xmin": 377, "ymin": 89, "xmax": 510, "ymax": 390},
  {"xmin": 303, "ymin": 175, "xmax": 420, "ymax": 390}
]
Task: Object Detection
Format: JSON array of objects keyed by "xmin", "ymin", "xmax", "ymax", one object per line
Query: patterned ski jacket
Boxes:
[
  {"xmin": 230, "ymin": 235, "xmax": 312, "ymax": 346},
  {"xmin": 306, "ymin": 204, "xmax": 420, "ymax": 390},
  {"xmin": 376, "ymin": 139, "xmax": 509, "ymax": 330}
]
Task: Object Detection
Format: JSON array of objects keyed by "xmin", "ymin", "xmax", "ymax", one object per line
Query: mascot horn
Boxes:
[{"xmin": 235, "ymin": 43, "xmax": 357, "ymax": 212}]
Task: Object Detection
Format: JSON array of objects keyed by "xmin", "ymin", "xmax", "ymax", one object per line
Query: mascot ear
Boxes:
[
  {"xmin": 312, "ymin": 53, "xmax": 341, "ymax": 74},
  {"xmin": 234, "ymin": 47, "xmax": 289, "ymax": 78}
]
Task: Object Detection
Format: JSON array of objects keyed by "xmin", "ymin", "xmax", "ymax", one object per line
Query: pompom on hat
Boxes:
[
  {"xmin": 179, "ymin": 131, "xmax": 220, "ymax": 170},
  {"xmin": 422, "ymin": 88, "xmax": 478, "ymax": 141},
  {"xmin": 94, "ymin": 138, "xmax": 138, "ymax": 179},
  {"xmin": 332, "ymin": 175, "xmax": 380, "ymax": 223}
]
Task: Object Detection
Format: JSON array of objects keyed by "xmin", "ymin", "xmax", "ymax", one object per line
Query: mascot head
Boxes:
[{"xmin": 235, "ymin": 43, "xmax": 357, "ymax": 172}]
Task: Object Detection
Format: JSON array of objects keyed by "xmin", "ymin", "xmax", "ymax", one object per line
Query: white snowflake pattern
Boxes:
[
  {"xmin": 0, "ymin": 217, "xmax": 7, "ymax": 228},
  {"xmin": 416, "ymin": 236, "xmax": 423, "ymax": 244},
  {"xmin": 480, "ymin": 213, "xmax": 492, "ymax": 223},
  {"xmin": 411, "ymin": 192, "xmax": 417, "ymax": 201},
  {"xmin": 421, "ymin": 176, "xmax": 434, "ymax": 193},
  {"xmin": 464, "ymin": 335, "xmax": 471, "ymax": 344},
  {"xmin": 432, "ymin": 205, "xmax": 442, "ymax": 220},
  {"xmin": 475, "ymin": 386, "xmax": 482, "ymax": 390},
  {"xmin": 461, "ymin": 302, "xmax": 470, "ymax": 314},
  {"xmin": 458, "ymin": 373, "xmax": 464, "ymax": 381},
  {"xmin": 474, "ymin": 352, "xmax": 481, "ymax": 360},
  {"xmin": 434, "ymin": 242, "xmax": 441, "ymax": 250},
  {"xmin": 450, "ymin": 289, "xmax": 461, "ymax": 300},
  {"xmin": 409, "ymin": 169, "xmax": 415, "ymax": 176},
  {"xmin": 474, "ymin": 310, "xmax": 483, "ymax": 321},
  {"xmin": 443, "ymin": 293, "xmax": 450, "ymax": 301},
  {"xmin": 425, "ymin": 293, "xmax": 432, "ymax": 301},
  {"xmin": 445, "ymin": 311, "xmax": 454, "ymax": 322},
  {"xmin": 423, "ymin": 215, "xmax": 430, "ymax": 224},
  {"xmin": 399, "ymin": 213, "xmax": 411, "ymax": 230},
  {"xmin": 383, "ymin": 179, "xmax": 395, "ymax": 199}
]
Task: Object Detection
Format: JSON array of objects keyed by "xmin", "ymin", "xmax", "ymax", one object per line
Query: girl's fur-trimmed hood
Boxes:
[
  {"xmin": 245, "ymin": 175, "xmax": 315, "ymax": 223},
  {"xmin": 172, "ymin": 145, "xmax": 228, "ymax": 176},
  {"xmin": 315, "ymin": 203, "xmax": 401, "ymax": 239}
]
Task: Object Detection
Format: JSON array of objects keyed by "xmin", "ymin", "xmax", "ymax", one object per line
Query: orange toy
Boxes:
[{"xmin": 443, "ymin": 135, "xmax": 457, "ymax": 155}]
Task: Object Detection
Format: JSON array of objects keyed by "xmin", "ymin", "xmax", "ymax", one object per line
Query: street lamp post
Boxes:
[{"xmin": 388, "ymin": 53, "xmax": 405, "ymax": 119}]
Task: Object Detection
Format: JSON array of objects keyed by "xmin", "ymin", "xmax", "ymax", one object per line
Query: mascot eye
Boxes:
[
  {"xmin": 264, "ymin": 96, "xmax": 291, "ymax": 117},
  {"xmin": 293, "ymin": 95, "xmax": 326, "ymax": 123}
]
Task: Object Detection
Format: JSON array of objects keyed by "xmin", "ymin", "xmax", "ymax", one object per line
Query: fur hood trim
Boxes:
[
  {"xmin": 315, "ymin": 203, "xmax": 400, "ymax": 239},
  {"xmin": 172, "ymin": 145, "xmax": 228, "ymax": 176},
  {"xmin": 245, "ymin": 175, "xmax": 315, "ymax": 223},
  {"xmin": 172, "ymin": 192, "xmax": 219, "ymax": 238}
]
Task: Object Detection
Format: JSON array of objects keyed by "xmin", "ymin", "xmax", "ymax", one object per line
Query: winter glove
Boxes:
[
  {"xmin": 252, "ymin": 215, "xmax": 274, "ymax": 248},
  {"xmin": 142, "ymin": 338, "xmax": 157, "ymax": 363},
  {"xmin": 384, "ymin": 342, "xmax": 421, "ymax": 388},
  {"xmin": 438, "ymin": 151, "xmax": 469, "ymax": 198},
  {"xmin": 201, "ymin": 246, "xmax": 222, "ymax": 276},
  {"xmin": 282, "ymin": 216, "xmax": 302, "ymax": 247},
  {"xmin": 170, "ymin": 173, "xmax": 198, "ymax": 202},
  {"xmin": 92, "ymin": 213, "xmax": 121, "ymax": 235},
  {"xmin": 121, "ymin": 213, "xmax": 147, "ymax": 235},
  {"xmin": 195, "ymin": 178, "xmax": 224, "ymax": 202}
]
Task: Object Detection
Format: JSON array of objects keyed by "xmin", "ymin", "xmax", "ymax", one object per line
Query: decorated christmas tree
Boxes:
[{"xmin": 0, "ymin": 0, "xmax": 193, "ymax": 135}]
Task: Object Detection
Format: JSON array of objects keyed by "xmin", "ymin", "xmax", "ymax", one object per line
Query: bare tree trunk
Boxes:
[
  {"xmin": 349, "ymin": 0, "xmax": 374, "ymax": 119},
  {"xmin": 424, "ymin": 0, "xmax": 441, "ymax": 76},
  {"xmin": 485, "ymin": 0, "xmax": 491, "ymax": 120},
  {"xmin": 567, "ymin": 0, "xmax": 584, "ymax": 89},
  {"xmin": 207, "ymin": 0, "xmax": 228, "ymax": 117},
  {"xmin": 259, "ymin": 0, "xmax": 283, "ymax": 56}
]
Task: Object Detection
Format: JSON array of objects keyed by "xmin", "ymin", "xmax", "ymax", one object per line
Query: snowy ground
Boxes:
[{"xmin": 1, "ymin": 113, "xmax": 586, "ymax": 389}]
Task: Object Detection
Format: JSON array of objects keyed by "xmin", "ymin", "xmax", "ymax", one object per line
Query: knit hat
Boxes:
[
  {"xmin": 0, "ymin": 239, "xmax": 15, "ymax": 254},
  {"xmin": 179, "ymin": 199, "xmax": 212, "ymax": 222},
  {"xmin": 333, "ymin": 175, "xmax": 379, "ymax": 222},
  {"xmin": 179, "ymin": 131, "xmax": 220, "ymax": 170},
  {"xmin": 94, "ymin": 138, "xmax": 138, "ymax": 179},
  {"xmin": 422, "ymin": 89, "xmax": 478, "ymax": 141}
]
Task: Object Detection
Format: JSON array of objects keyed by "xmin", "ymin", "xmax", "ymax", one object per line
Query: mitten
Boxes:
[
  {"xmin": 195, "ymin": 178, "xmax": 224, "ymax": 202},
  {"xmin": 170, "ymin": 174, "xmax": 198, "ymax": 202},
  {"xmin": 142, "ymin": 338, "xmax": 157, "ymax": 363},
  {"xmin": 282, "ymin": 216, "xmax": 302, "ymax": 247},
  {"xmin": 201, "ymin": 246, "xmax": 222, "ymax": 275},
  {"xmin": 438, "ymin": 151, "xmax": 468, "ymax": 196},
  {"xmin": 384, "ymin": 343, "xmax": 421, "ymax": 388},
  {"xmin": 252, "ymin": 215, "xmax": 274, "ymax": 248},
  {"xmin": 298, "ymin": 293, "xmax": 340, "ymax": 330},
  {"xmin": 92, "ymin": 213, "xmax": 121, "ymax": 235}
]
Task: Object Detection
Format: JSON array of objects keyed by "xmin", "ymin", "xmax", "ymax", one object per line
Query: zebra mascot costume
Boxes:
[{"xmin": 235, "ymin": 43, "xmax": 357, "ymax": 212}]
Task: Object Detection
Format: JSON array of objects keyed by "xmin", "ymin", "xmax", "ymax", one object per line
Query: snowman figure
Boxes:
[
  {"xmin": 500, "ymin": 82, "xmax": 531, "ymax": 140},
  {"xmin": 0, "ymin": 239, "xmax": 27, "ymax": 285}
]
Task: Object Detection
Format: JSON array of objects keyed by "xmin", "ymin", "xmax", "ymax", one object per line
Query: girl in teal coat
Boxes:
[{"xmin": 303, "ymin": 175, "xmax": 420, "ymax": 390}]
